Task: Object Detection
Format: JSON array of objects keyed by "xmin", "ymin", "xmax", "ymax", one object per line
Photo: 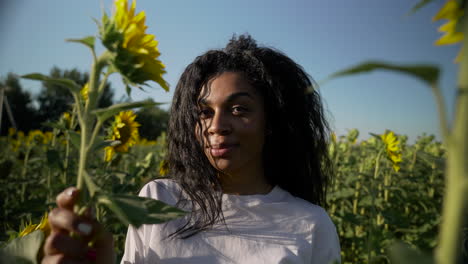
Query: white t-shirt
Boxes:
[{"xmin": 121, "ymin": 179, "xmax": 341, "ymax": 264}]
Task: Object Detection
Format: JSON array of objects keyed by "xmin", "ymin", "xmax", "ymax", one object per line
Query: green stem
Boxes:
[
  {"xmin": 373, "ymin": 150, "xmax": 383, "ymax": 180},
  {"xmin": 87, "ymin": 120, "xmax": 103, "ymax": 153},
  {"xmin": 76, "ymin": 52, "xmax": 110, "ymax": 204},
  {"xmin": 20, "ymin": 147, "xmax": 31, "ymax": 203},
  {"xmin": 435, "ymin": 16, "xmax": 468, "ymax": 264},
  {"xmin": 431, "ymin": 82, "xmax": 450, "ymax": 145},
  {"xmin": 62, "ymin": 131, "xmax": 70, "ymax": 184},
  {"xmin": 366, "ymin": 149, "xmax": 383, "ymax": 263},
  {"xmin": 98, "ymin": 69, "xmax": 112, "ymax": 95}
]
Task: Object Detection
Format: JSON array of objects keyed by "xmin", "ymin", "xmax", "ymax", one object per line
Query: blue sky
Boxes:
[{"xmin": 0, "ymin": 0, "xmax": 461, "ymax": 142}]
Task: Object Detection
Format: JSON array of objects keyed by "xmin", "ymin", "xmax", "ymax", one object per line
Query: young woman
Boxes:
[{"xmin": 44, "ymin": 35, "xmax": 341, "ymax": 264}]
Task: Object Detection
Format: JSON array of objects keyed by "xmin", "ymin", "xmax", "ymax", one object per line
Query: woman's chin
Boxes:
[{"xmin": 210, "ymin": 159, "xmax": 237, "ymax": 174}]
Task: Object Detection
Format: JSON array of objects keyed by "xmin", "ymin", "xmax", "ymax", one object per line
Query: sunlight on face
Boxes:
[{"xmin": 197, "ymin": 72, "xmax": 266, "ymax": 178}]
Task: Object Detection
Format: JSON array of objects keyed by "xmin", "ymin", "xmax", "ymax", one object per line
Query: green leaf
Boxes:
[
  {"xmin": 92, "ymin": 99, "xmax": 163, "ymax": 123},
  {"xmin": 388, "ymin": 242, "xmax": 434, "ymax": 264},
  {"xmin": 41, "ymin": 121, "xmax": 67, "ymax": 131},
  {"xmin": 323, "ymin": 61, "xmax": 440, "ymax": 86},
  {"xmin": 0, "ymin": 230, "xmax": 45, "ymax": 264},
  {"xmin": 97, "ymin": 193, "xmax": 187, "ymax": 227},
  {"xmin": 46, "ymin": 150, "xmax": 62, "ymax": 170},
  {"xmin": 407, "ymin": 0, "xmax": 436, "ymax": 16},
  {"xmin": 21, "ymin": 73, "xmax": 80, "ymax": 93},
  {"xmin": 82, "ymin": 170, "xmax": 100, "ymax": 197},
  {"xmin": 66, "ymin": 36, "xmax": 95, "ymax": 50},
  {"xmin": 68, "ymin": 131, "xmax": 81, "ymax": 150},
  {"xmin": 90, "ymin": 137, "xmax": 121, "ymax": 151}
]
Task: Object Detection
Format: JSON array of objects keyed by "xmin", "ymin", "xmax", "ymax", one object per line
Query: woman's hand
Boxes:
[{"xmin": 42, "ymin": 187, "xmax": 116, "ymax": 264}]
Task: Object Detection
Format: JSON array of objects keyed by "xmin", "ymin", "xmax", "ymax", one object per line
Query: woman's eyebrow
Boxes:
[{"xmin": 199, "ymin": 92, "xmax": 254, "ymax": 106}]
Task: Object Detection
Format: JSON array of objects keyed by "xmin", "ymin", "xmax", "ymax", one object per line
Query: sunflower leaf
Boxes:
[
  {"xmin": 68, "ymin": 131, "xmax": 81, "ymax": 150},
  {"xmin": 21, "ymin": 73, "xmax": 80, "ymax": 93},
  {"xmin": 90, "ymin": 137, "xmax": 121, "ymax": 151},
  {"xmin": 0, "ymin": 230, "xmax": 44, "ymax": 264},
  {"xmin": 387, "ymin": 242, "xmax": 434, "ymax": 264},
  {"xmin": 82, "ymin": 170, "xmax": 100, "ymax": 197},
  {"xmin": 97, "ymin": 193, "xmax": 187, "ymax": 227},
  {"xmin": 323, "ymin": 61, "xmax": 440, "ymax": 86},
  {"xmin": 46, "ymin": 150, "xmax": 63, "ymax": 170},
  {"xmin": 407, "ymin": 0, "xmax": 436, "ymax": 16},
  {"xmin": 41, "ymin": 121, "xmax": 67, "ymax": 131},
  {"xmin": 92, "ymin": 99, "xmax": 164, "ymax": 123},
  {"xmin": 66, "ymin": 36, "xmax": 96, "ymax": 50}
]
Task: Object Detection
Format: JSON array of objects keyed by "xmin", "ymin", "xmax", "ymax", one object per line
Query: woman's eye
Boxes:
[
  {"xmin": 232, "ymin": 106, "xmax": 247, "ymax": 115},
  {"xmin": 198, "ymin": 109, "xmax": 212, "ymax": 118}
]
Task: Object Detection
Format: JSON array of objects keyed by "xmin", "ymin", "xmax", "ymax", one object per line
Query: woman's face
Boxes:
[{"xmin": 197, "ymin": 72, "xmax": 266, "ymax": 177}]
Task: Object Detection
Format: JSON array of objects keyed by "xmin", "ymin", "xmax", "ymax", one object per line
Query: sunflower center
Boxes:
[{"xmin": 118, "ymin": 122, "xmax": 132, "ymax": 145}]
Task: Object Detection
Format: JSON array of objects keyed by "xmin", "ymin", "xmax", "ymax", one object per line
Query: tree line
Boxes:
[{"xmin": 0, "ymin": 67, "xmax": 169, "ymax": 140}]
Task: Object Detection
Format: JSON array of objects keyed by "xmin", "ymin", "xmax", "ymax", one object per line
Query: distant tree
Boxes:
[
  {"xmin": 0, "ymin": 73, "xmax": 39, "ymax": 135},
  {"xmin": 36, "ymin": 66, "xmax": 114, "ymax": 123},
  {"xmin": 135, "ymin": 104, "xmax": 169, "ymax": 140}
]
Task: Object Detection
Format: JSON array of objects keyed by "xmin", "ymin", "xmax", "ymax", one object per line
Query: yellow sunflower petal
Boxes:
[
  {"xmin": 8, "ymin": 127, "xmax": 16, "ymax": 136},
  {"xmin": 381, "ymin": 131, "xmax": 402, "ymax": 172},
  {"xmin": 105, "ymin": 146, "xmax": 115, "ymax": 162},
  {"xmin": 18, "ymin": 224, "xmax": 38, "ymax": 237},
  {"xmin": 105, "ymin": 110, "xmax": 140, "ymax": 162},
  {"xmin": 435, "ymin": 31, "xmax": 464, "ymax": 45},
  {"xmin": 81, "ymin": 83, "xmax": 89, "ymax": 101},
  {"xmin": 102, "ymin": 0, "xmax": 168, "ymax": 88},
  {"xmin": 433, "ymin": 0, "xmax": 463, "ymax": 21}
]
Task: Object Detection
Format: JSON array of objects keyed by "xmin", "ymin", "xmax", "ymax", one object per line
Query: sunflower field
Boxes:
[
  {"xmin": 0, "ymin": 124, "xmax": 169, "ymax": 260},
  {"xmin": 0, "ymin": 125, "xmax": 449, "ymax": 263},
  {"xmin": 1, "ymin": 0, "xmax": 468, "ymax": 263}
]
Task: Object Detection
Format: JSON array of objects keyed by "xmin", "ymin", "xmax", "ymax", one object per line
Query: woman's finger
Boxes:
[
  {"xmin": 56, "ymin": 187, "xmax": 80, "ymax": 210},
  {"xmin": 43, "ymin": 231, "xmax": 87, "ymax": 257},
  {"xmin": 48, "ymin": 208, "xmax": 93, "ymax": 236}
]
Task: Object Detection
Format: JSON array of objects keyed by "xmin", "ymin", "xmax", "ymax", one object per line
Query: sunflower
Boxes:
[
  {"xmin": 26, "ymin": 130, "xmax": 44, "ymax": 146},
  {"xmin": 105, "ymin": 110, "xmax": 140, "ymax": 162},
  {"xmin": 381, "ymin": 131, "xmax": 402, "ymax": 172},
  {"xmin": 433, "ymin": 0, "xmax": 465, "ymax": 62},
  {"xmin": 42, "ymin": 131, "xmax": 53, "ymax": 145},
  {"xmin": 8, "ymin": 127, "xmax": 16, "ymax": 137},
  {"xmin": 100, "ymin": 0, "xmax": 169, "ymax": 91},
  {"xmin": 61, "ymin": 112, "xmax": 73, "ymax": 129},
  {"xmin": 18, "ymin": 212, "xmax": 50, "ymax": 238}
]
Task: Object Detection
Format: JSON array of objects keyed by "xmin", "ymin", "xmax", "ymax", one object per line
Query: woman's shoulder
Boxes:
[
  {"xmin": 279, "ymin": 189, "xmax": 336, "ymax": 229},
  {"xmin": 138, "ymin": 178, "xmax": 183, "ymax": 206}
]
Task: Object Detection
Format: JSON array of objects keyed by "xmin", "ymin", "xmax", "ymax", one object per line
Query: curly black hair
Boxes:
[{"xmin": 167, "ymin": 34, "xmax": 333, "ymax": 238}]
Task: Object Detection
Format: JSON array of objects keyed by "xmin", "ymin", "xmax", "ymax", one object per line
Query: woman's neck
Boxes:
[{"xmin": 219, "ymin": 170, "xmax": 272, "ymax": 195}]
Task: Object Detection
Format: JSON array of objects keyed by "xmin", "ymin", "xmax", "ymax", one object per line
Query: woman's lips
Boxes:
[{"xmin": 209, "ymin": 144, "xmax": 238, "ymax": 157}]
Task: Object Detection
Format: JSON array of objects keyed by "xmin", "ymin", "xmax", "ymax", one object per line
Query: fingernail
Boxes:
[
  {"xmin": 66, "ymin": 188, "xmax": 77, "ymax": 197},
  {"xmin": 77, "ymin": 223, "xmax": 92, "ymax": 235}
]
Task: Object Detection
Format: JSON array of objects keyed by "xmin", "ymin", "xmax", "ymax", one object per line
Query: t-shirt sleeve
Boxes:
[
  {"xmin": 121, "ymin": 224, "xmax": 147, "ymax": 264},
  {"xmin": 310, "ymin": 209, "xmax": 341, "ymax": 264},
  {"xmin": 120, "ymin": 179, "xmax": 180, "ymax": 264}
]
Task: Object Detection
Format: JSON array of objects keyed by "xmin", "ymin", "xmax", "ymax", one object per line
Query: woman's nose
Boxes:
[{"xmin": 207, "ymin": 111, "xmax": 232, "ymax": 135}]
